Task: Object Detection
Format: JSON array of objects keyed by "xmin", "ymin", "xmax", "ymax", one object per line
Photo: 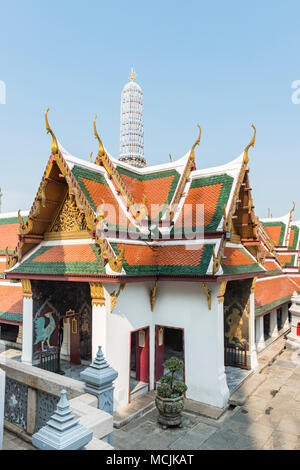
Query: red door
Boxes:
[
  {"xmin": 135, "ymin": 328, "xmax": 149, "ymax": 383},
  {"xmin": 155, "ymin": 326, "xmax": 165, "ymax": 382},
  {"xmin": 70, "ymin": 316, "xmax": 81, "ymax": 365}
]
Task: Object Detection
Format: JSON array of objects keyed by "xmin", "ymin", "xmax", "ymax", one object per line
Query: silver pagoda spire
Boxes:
[{"xmin": 119, "ymin": 68, "xmax": 146, "ymax": 167}]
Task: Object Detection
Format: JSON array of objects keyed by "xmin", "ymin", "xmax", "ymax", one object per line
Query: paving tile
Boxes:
[
  {"xmin": 262, "ymin": 431, "xmax": 299, "ymax": 450},
  {"xmin": 276, "ymin": 416, "xmax": 300, "ymax": 436},
  {"xmin": 201, "ymin": 429, "xmax": 240, "ymax": 450}
]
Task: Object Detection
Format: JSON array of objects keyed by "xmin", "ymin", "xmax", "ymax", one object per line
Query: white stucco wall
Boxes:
[{"xmin": 94, "ymin": 281, "xmax": 229, "ymax": 411}]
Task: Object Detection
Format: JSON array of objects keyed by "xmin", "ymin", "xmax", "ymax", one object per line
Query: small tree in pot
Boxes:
[{"xmin": 155, "ymin": 357, "xmax": 187, "ymax": 428}]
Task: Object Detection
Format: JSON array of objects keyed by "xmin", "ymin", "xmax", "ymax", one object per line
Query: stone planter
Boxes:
[{"xmin": 155, "ymin": 394, "xmax": 184, "ymax": 428}]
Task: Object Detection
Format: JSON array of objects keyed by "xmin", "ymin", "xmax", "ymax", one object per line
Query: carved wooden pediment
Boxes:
[{"xmin": 49, "ymin": 194, "xmax": 88, "ymax": 234}]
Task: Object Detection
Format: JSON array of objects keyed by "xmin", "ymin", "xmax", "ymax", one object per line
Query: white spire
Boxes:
[{"xmin": 119, "ymin": 68, "xmax": 146, "ymax": 167}]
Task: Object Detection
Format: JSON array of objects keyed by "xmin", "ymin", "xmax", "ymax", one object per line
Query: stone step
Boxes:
[{"xmin": 114, "ymin": 391, "xmax": 156, "ymax": 429}]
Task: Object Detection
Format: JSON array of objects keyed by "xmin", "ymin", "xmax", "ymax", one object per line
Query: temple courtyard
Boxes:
[
  {"xmin": 113, "ymin": 348, "xmax": 300, "ymax": 451},
  {"xmin": 2, "ymin": 348, "xmax": 299, "ymax": 451}
]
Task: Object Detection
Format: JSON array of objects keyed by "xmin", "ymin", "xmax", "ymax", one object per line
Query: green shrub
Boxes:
[{"xmin": 157, "ymin": 356, "xmax": 187, "ymax": 398}]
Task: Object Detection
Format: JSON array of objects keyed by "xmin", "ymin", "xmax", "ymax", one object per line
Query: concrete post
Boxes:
[
  {"xmin": 60, "ymin": 318, "xmax": 70, "ymax": 360},
  {"xmin": 255, "ymin": 315, "xmax": 266, "ymax": 352},
  {"xmin": 32, "ymin": 390, "xmax": 92, "ymax": 450},
  {"xmin": 270, "ymin": 310, "xmax": 278, "ymax": 338},
  {"xmin": 80, "ymin": 346, "xmax": 118, "ymax": 445},
  {"xmin": 282, "ymin": 303, "xmax": 290, "ymax": 330},
  {"xmin": 287, "ymin": 292, "xmax": 300, "ymax": 350},
  {"xmin": 248, "ymin": 292, "xmax": 258, "ymax": 370},
  {"xmin": 92, "ymin": 304, "xmax": 107, "ymax": 360},
  {"xmin": 0, "ymin": 369, "xmax": 5, "ymax": 450},
  {"xmin": 21, "ymin": 297, "xmax": 33, "ymax": 364},
  {"xmin": 16, "ymin": 325, "xmax": 23, "ymax": 344}
]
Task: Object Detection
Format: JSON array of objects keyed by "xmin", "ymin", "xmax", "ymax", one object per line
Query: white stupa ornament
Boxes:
[{"xmin": 119, "ymin": 68, "xmax": 146, "ymax": 167}]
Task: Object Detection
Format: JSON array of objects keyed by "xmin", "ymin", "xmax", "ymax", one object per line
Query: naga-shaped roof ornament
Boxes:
[
  {"xmin": 93, "ymin": 115, "xmax": 105, "ymax": 158},
  {"xmin": 45, "ymin": 108, "xmax": 58, "ymax": 155},
  {"xmin": 190, "ymin": 125, "xmax": 201, "ymax": 163},
  {"xmin": 243, "ymin": 124, "xmax": 256, "ymax": 164}
]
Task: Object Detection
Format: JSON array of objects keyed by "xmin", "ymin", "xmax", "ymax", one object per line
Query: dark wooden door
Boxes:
[{"xmin": 135, "ymin": 328, "xmax": 149, "ymax": 383}]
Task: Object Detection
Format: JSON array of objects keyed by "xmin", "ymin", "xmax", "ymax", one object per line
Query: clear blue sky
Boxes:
[{"xmin": 1, "ymin": 1, "xmax": 300, "ymax": 218}]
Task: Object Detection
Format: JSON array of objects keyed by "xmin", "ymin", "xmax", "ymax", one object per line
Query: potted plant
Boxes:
[{"xmin": 155, "ymin": 357, "xmax": 187, "ymax": 428}]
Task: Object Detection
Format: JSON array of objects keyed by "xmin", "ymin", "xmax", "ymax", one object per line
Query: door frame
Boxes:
[
  {"xmin": 128, "ymin": 326, "xmax": 150, "ymax": 404},
  {"xmin": 154, "ymin": 325, "xmax": 185, "ymax": 389}
]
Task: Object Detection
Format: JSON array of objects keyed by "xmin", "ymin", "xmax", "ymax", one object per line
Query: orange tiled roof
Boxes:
[
  {"xmin": 175, "ymin": 184, "xmax": 223, "ymax": 230},
  {"xmin": 264, "ymin": 259, "xmax": 281, "ymax": 272},
  {"xmin": 0, "ymin": 223, "xmax": 19, "ymax": 252},
  {"xmin": 34, "ymin": 244, "xmax": 97, "ymax": 263},
  {"xmin": 262, "ymin": 224, "xmax": 285, "ymax": 246},
  {"xmin": 0, "ymin": 285, "xmax": 23, "ymax": 318},
  {"xmin": 120, "ymin": 173, "xmax": 176, "ymax": 218},
  {"xmin": 222, "ymin": 247, "xmax": 254, "ymax": 266},
  {"xmin": 119, "ymin": 243, "xmax": 205, "ymax": 267},
  {"xmin": 81, "ymin": 177, "xmax": 122, "ymax": 226},
  {"xmin": 255, "ymin": 276, "xmax": 300, "ymax": 315}
]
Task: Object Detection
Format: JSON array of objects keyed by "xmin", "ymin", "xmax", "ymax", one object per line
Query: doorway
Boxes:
[
  {"xmin": 129, "ymin": 327, "xmax": 150, "ymax": 402},
  {"xmin": 155, "ymin": 326, "xmax": 185, "ymax": 384}
]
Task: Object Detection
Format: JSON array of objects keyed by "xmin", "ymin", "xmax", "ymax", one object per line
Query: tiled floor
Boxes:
[
  {"xmin": 225, "ymin": 366, "xmax": 252, "ymax": 394},
  {"xmin": 113, "ymin": 349, "xmax": 300, "ymax": 450},
  {"xmin": 2, "ymin": 430, "xmax": 35, "ymax": 451}
]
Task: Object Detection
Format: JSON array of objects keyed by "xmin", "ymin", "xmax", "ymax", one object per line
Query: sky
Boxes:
[{"xmin": 1, "ymin": 1, "xmax": 300, "ymax": 219}]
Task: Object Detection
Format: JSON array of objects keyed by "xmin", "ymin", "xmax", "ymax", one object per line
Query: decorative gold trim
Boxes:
[
  {"xmin": 285, "ymin": 201, "xmax": 295, "ymax": 246},
  {"xmin": 45, "ymin": 108, "xmax": 58, "ymax": 155},
  {"xmin": 150, "ymin": 280, "xmax": 158, "ymax": 312},
  {"xmin": 243, "ymin": 124, "xmax": 256, "ymax": 165},
  {"xmin": 158, "ymin": 327, "xmax": 164, "ymax": 346},
  {"xmin": 90, "ymin": 282, "xmax": 105, "ymax": 307},
  {"xmin": 202, "ymin": 282, "xmax": 212, "ymax": 310},
  {"xmin": 218, "ymin": 281, "xmax": 227, "ymax": 303},
  {"xmin": 21, "ymin": 279, "xmax": 32, "ymax": 299},
  {"xmin": 138, "ymin": 330, "xmax": 146, "ymax": 348},
  {"xmin": 212, "ymin": 246, "xmax": 220, "ymax": 275},
  {"xmin": 110, "ymin": 283, "xmax": 126, "ymax": 313},
  {"xmin": 169, "ymin": 125, "xmax": 201, "ymax": 220},
  {"xmin": 250, "ymin": 277, "xmax": 258, "ymax": 294},
  {"xmin": 44, "ymin": 230, "xmax": 91, "ymax": 241}
]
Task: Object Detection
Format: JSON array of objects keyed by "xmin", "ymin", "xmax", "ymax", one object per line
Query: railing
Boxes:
[
  {"xmin": 40, "ymin": 349, "xmax": 60, "ymax": 373},
  {"xmin": 224, "ymin": 341, "xmax": 249, "ymax": 370}
]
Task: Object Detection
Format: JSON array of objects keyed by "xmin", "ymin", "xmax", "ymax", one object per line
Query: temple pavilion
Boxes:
[{"xmin": 0, "ymin": 72, "xmax": 299, "ymax": 411}]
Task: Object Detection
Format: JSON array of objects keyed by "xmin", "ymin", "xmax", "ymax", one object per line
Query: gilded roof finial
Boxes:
[
  {"xmin": 290, "ymin": 201, "xmax": 296, "ymax": 217},
  {"xmin": 129, "ymin": 68, "xmax": 136, "ymax": 82},
  {"xmin": 243, "ymin": 124, "xmax": 256, "ymax": 164},
  {"xmin": 169, "ymin": 154, "xmax": 173, "ymax": 163},
  {"xmin": 190, "ymin": 125, "xmax": 201, "ymax": 163},
  {"xmin": 93, "ymin": 115, "xmax": 105, "ymax": 158},
  {"xmin": 45, "ymin": 107, "xmax": 58, "ymax": 155},
  {"xmin": 90, "ymin": 152, "xmax": 93, "ymax": 163}
]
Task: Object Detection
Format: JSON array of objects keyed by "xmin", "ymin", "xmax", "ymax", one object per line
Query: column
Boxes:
[
  {"xmin": 255, "ymin": 315, "xmax": 265, "ymax": 352},
  {"xmin": 90, "ymin": 283, "xmax": 107, "ymax": 359},
  {"xmin": 269, "ymin": 310, "xmax": 278, "ymax": 338},
  {"xmin": 282, "ymin": 303, "xmax": 290, "ymax": 330},
  {"xmin": 16, "ymin": 324, "xmax": 23, "ymax": 344},
  {"xmin": 21, "ymin": 280, "xmax": 33, "ymax": 365},
  {"xmin": 80, "ymin": 347, "xmax": 118, "ymax": 446},
  {"xmin": 248, "ymin": 291, "xmax": 258, "ymax": 370},
  {"xmin": 60, "ymin": 318, "xmax": 70, "ymax": 360}
]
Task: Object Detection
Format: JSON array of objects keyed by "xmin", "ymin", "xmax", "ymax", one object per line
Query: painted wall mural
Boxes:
[
  {"xmin": 224, "ymin": 279, "xmax": 251, "ymax": 348},
  {"xmin": 32, "ymin": 281, "xmax": 92, "ymax": 363},
  {"xmin": 33, "ymin": 300, "xmax": 59, "ymax": 361}
]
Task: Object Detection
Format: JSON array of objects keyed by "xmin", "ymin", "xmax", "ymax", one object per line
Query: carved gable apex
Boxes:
[{"xmin": 47, "ymin": 193, "xmax": 88, "ymax": 237}]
